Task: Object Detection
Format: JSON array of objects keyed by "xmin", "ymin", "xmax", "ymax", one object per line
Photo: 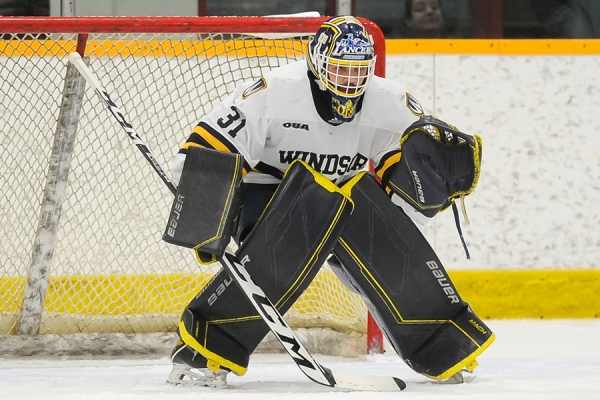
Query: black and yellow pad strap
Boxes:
[
  {"xmin": 387, "ymin": 115, "xmax": 482, "ymax": 218},
  {"xmin": 333, "ymin": 172, "xmax": 494, "ymax": 380},
  {"xmin": 162, "ymin": 146, "xmax": 243, "ymax": 258},
  {"xmin": 178, "ymin": 159, "xmax": 353, "ymax": 375}
]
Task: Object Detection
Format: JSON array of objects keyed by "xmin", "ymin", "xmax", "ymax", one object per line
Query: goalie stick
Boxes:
[
  {"xmin": 66, "ymin": 53, "xmax": 177, "ymax": 195},
  {"xmin": 67, "ymin": 52, "xmax": 406, "ymax": 392}
]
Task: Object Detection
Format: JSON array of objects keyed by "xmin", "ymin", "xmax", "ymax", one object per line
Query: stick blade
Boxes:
[{"xmin": 331, "ymin": 371, "xmax": 406, "ymax": 391}]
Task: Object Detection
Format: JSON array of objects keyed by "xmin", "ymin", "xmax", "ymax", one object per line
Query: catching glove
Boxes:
[{"xmin": 387, "ymin": 115, "xmax": 482, "ymax": 224}]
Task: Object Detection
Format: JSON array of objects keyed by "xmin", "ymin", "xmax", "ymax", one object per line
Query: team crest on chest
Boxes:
[
  {"xmin": 242, "ymin": 77, "xmax": 267, "ymax": 99},
  {"xmin": 406, "ymin": 92, "xmax": 424, "ymax": 116}
]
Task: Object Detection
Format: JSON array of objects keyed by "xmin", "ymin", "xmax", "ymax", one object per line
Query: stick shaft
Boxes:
[{"xmin": 68, "ymin": 52, "xmax": 177, "ymax": 194}]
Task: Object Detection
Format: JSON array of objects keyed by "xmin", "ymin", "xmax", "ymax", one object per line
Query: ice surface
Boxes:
[{"xmin": 1, "ymin": 319, "xmax": 599, "ymax": 399}]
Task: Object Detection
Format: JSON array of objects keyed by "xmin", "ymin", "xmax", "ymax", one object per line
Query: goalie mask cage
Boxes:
[{"xmin": 0, "ymin": 16, "xmax": 386, "ymax": 357}]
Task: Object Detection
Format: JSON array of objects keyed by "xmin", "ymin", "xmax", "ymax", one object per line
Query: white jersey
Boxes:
[{"xmin": 173, "ymin": 60, "xmax": 423, "ymax": 185}]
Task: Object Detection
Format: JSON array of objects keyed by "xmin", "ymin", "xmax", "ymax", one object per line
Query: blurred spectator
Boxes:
[
  {"xmin": 403, "ymin": 0, "xmax": 446, "ymax": 38},
  {"xmin": 530, "ymin": 0, "xmax": 598, "ymax": 38},
  {"xmin": 387, "ymin": 0, "xmax": 449, "ymax": 38}
]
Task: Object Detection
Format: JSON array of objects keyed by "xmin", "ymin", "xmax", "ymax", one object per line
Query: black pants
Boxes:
[{"xmin": 236, "ymin": 183, "xmax": 279, "ymax": 243}]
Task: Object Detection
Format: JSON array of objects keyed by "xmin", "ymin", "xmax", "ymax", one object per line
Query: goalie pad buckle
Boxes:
[
  {"xmin": 162, "ymin": 146, "xmax": 243, "ymax": 257},
  {"xmin": 387, "ymin": 115, "xmax": 482, "ymax": 222}
]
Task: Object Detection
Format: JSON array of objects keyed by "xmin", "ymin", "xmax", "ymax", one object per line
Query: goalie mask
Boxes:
[{"xmin": 308, "ymin": 16, "xmax": 376, "ymax": 123}]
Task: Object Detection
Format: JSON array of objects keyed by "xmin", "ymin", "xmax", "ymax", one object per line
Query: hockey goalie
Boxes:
[{"xmin": 161, "ymin": 16, "xmax": 494, "ymax": 389}]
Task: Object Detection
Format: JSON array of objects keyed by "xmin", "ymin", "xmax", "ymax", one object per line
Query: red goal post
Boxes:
[{"xmin": 0, "ymin": 16, "xmax": 385, "ymax": 356}]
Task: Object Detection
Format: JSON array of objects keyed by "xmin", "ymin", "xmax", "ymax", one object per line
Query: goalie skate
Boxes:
[
  {"xmin": 166, "ymin": 342, "xmax": 229, "ymax": 388},
  {"xmin": 166, "ymin": 364, "xmax": 228, "ymax": 389}
]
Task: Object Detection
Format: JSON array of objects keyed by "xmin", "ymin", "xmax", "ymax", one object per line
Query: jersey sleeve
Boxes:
[
  {"xmin": 172, "ymin": 78, "xmax": 270, "ymax": 183},
  {"xmin": 371, "ymin": 92, "xmax": 424, "ymax": 186}
]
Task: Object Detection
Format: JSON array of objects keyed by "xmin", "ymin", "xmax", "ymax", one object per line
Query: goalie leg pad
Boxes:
[
  {"xmin": 163, "ymin": 146, "xmax": 243, "ymax": 258},
  {"xmin": 178, "ymin": 160, "xmax": 353, "ymax": 375},
  {"xmin": 333, "ymin": 172, "xmax": 494, "ymax": 380}
]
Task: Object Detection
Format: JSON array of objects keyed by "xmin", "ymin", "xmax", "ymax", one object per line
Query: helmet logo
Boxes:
[
  {"xmin": 333, "ymin": 33, "xmax": 371, "ymax": 58},
  {"xmin": 332, "ymin": 97, "xmax": 356, "ymax": 119}
]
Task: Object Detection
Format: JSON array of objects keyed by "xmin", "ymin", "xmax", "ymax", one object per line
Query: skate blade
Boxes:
[{"xmin": 166, "ymin": 364, "xmax": 227, "ymax": 389}]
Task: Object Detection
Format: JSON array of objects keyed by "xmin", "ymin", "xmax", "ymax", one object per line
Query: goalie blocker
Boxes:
[
  {"xmin": 332, "ymin": 172, "xmax": 495, "ymax": 380},
  {"xmin": 162, "ymin": 145, "xmax": 243, "ymax": 262}
]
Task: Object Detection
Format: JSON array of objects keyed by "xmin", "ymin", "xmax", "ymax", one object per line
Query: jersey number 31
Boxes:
[{"xmin": 217, "ymin": 106, "xmax": 246, "ymax": 138}]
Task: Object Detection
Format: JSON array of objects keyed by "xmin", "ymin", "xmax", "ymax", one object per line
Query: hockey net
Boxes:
[{"xmin": 0, "ymin": 16, "xmax": 386, "ymax": 357}]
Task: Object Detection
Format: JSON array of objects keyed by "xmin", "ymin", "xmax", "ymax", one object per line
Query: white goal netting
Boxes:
[{"xmin": 0, "ymin": 17, "xmax": 386, "ymax": 357}]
